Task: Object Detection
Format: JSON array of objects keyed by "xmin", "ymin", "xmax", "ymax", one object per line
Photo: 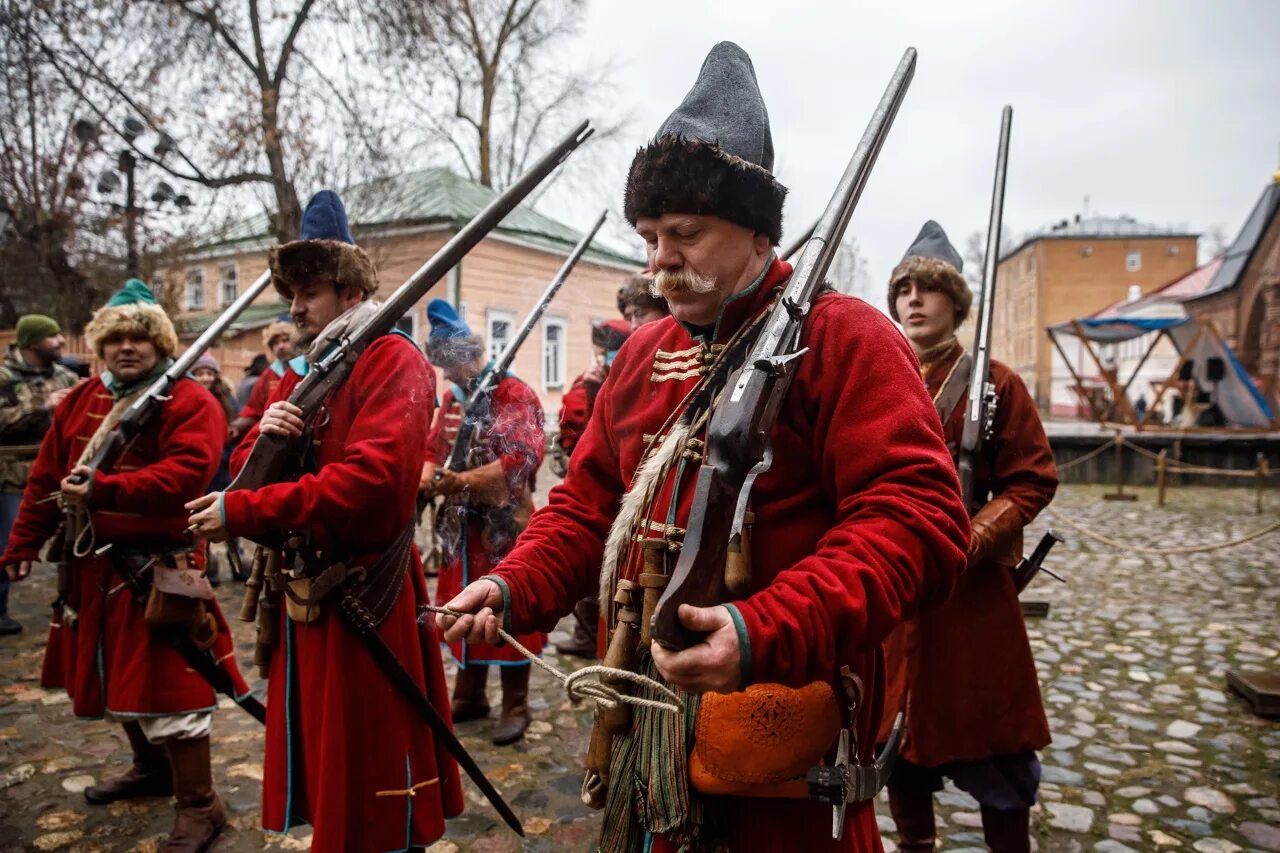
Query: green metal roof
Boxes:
[
  {"xmin": 180, "ymin": 301, "xmax": 288, "ymax": 337},
  {"xmin": 194, "ymin": 167, "xmax": 641, "ymax": 267}
]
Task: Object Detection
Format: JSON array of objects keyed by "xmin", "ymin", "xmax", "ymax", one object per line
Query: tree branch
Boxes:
[{"xmin": 272, "ymin": 0, "xmax": 317, "ymax": 88}]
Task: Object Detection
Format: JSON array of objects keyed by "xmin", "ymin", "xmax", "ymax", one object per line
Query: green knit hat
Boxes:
[
  {"xmin": 15, "ymin": 314, "xmax": 61, "ymax": 348},
  {"xmin": 105, "ymin": 278, "xmax": 160, "ymax": 307}
]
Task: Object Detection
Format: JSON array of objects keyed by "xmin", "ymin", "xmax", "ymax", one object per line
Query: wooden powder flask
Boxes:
[
  {"xmin": 636, "ymin": 538, "xmax": 669, "ymax": 647},
  {"xmin": 238, "ymin": 546, "xmax": 268, "ymax": 623},
  {"xmin": 253, "ymin": 550, "xmax": 282, "ymax": 676},
  {"xmin": 581, "ymin": 578, "xmax": 641, "ymax": 809},
  {"xmin": 724, "ymin": 509, "xmax": 755, "ymax": 597}
]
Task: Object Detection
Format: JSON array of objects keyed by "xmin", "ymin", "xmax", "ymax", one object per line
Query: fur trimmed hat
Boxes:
[
  {"xmin": 887, "ymin": 220, "xmax": 972, "ymax": 323},
  {"xmin": 261, "ymin": 317, "xmax": 296, "ymax": 349},
  {"xmin": 616, "ymin": 273, "xmax": 667, "ymax": 318},
  {"xmin": 269, "ymin": 190, "xmax": 377, "ymax": 300},
  {"xmin": 624, "ymin": 42, "xmax": 787, "ymax": 245},
  {"xmin": 84, "ymin": 278, "xmax": 179, "ymax": 358}
]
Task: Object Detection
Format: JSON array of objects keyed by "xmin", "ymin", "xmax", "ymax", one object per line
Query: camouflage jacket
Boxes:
[{"xmin": 0, "ymin": 348, "xmax": 80, "ymax": 492}]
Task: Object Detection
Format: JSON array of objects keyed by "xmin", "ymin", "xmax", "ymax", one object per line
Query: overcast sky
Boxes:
[{"xmin": 548, "ymin": 0, "xmax": 1280, "ymax": 302}]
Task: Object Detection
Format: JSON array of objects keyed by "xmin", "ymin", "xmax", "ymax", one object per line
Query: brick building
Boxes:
[
  {"xmin": 991, "ymin": 214, "xmax": 1198, "ymax": 411},
  {"xmin": 168, "ymin": 168, "xmax": 641, "ymax": 414},
  {"xmin": 1181, "ymin": 174, "xmax": 1280, "ymax": 405}
]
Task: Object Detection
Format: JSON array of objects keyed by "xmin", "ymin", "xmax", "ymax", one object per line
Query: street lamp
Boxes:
[{"xmin": 75, "ymin": 117, "xmax": 193, "ymax": 277}]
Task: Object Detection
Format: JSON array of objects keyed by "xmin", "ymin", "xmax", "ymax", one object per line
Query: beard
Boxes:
[{"xmin": 650, "ymin": 268, "xmax": 717, "ymax": 299}]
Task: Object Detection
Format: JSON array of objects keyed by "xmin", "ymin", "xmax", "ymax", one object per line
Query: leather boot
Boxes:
[
  {"xmin": 981, "ymin": 805, "xmax": 1031, "ymax": 853},
  {"xmin": 492, "ymin": 665, "xmax": 531, "ymax": 746},
  {"xmin": 887, "ymin": 783, "xmax": 937, "ymax": 852},
  {"xmin": 555, "ymin": 595, "xmax": 599, "ymax": 658},
  {"xmin": 162, "ymin": 735, "xmax": 226, "ymax": 852},
  {"xmin": 85, "ymin": 722, "xmax": 173, "ymax": 804},
  {"xmin": 451, "ymin": 664, "xmax": 491, "ymax": 722}
]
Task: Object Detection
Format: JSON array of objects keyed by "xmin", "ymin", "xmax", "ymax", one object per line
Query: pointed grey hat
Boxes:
[
  {"xmin": 887, "ymin": 220, "xmax": 972, "ymax": 322},
  {"xmin": 623, "ymin": 41, "xmax": 787, "ymax": 244}
]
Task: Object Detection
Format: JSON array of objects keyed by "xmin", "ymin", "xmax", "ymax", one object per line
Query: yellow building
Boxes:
[
  {"xmin": 991, "ymin": 214, "xmax": 1198, "ymax": 412},
  {"xmin": 168, "ymin": 168, "xmax": 641, "ymax": 414}
]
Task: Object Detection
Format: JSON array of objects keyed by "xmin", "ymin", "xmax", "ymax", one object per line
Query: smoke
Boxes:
[{"xmin": 427, "ymin": 334, "xmax": 484, "ymax": 368}]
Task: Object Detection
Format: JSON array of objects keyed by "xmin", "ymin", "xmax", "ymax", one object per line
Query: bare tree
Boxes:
[
  {"xmin": 828, "ymin": 233, "xmax": 872, "ymax": 301},
  {"xmin": 375, "ymin": 0, "xmax": 624, "ymax": 193},
  {"xmin": 963, "ymin": 227, "xmax": 1018, "ymax": 293}
]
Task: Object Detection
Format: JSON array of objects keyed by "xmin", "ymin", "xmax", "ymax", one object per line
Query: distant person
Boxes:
[
  {"xmin": 617, "ymin": 272, "xmax": 668, "ymax": 330},
  {"xmin": 0, "ymin": 315, "xmax": 81, "ymax": 635},
  {"xmin": 1134, "ymin": 394, "xmax": 1148, "ymax": 422},
  {"xmin": 235, "ymin": 354, "xmax": 268, "ymax": 409}
]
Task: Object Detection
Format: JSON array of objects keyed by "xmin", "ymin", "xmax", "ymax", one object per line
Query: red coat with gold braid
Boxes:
[
  {"xmin": 487, "ymin": 257, "xmax": 970, "ymax": 851},
  {"xmin": 426, "ymin": 374, "xmax": 546, "ymax": 666},
  {"xmin": 1, "ymin": 375, "xmax": 250, "ymax": 719},
  {"xmin": 226, "ymin": 334, "xmax": 463, "ymax": 853},
  {"xmin": 880, "ymin": 341, "xmax": 1056, "ymax": 766}
]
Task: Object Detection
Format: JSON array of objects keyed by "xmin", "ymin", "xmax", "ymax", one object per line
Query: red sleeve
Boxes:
[
  {"xmin": 229, "ymin": 370, "xmax": 294, "ymax": 475},
  {"xmin": 235, "ymin": 371, "xmax": 272, "ymax": 424},
  {"xmin": 983, "ymin": 362, "xmax": 1058, "ymax": 522},
  {"xmin": 423, "ymin": 388, "xmax": 456, "ymax": 466},
  {"xmin": 492, "ymin": 377, "xmax": 544, "ymax": 485},
  {"xmin": 0, "ymin": 385, "xmax": 80, "ymax": 563},
  {"xmin": 730, "ymin": 298, "xmax": 969, "ymax": 684},
  {"xmin": 90, "ymin": 380, "xmax": 224, "ymax": 513},
  {"xmin": 222, "ymin": 337, "xmax": 435, "ymax": 539},
  {"xmin": 557, "ymin": 376, "xmax": 590, "ymax": 454}
]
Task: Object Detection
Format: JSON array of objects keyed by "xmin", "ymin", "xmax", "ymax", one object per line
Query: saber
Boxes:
[{"xmin": 1013, "ymin": 529, "xmax": 1065, "ymax": 593}]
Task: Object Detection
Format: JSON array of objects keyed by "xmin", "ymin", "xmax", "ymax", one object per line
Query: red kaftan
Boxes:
[
  {"xmin": 1, "ymin": 376, "xmax": 249, "ymax": 718},
  {"xmin": 489, "ymin": 257, "xmax": 970, "ymax": 851},
  {"xmin": 880, "ymin": 342, "xmax": 1056, "ymax": 765},
  {"xmin": 235, "ymin": 362, "xmax": 288, "ymax": 426},
  {"xmin": 426, "ymin": 376, "xmax": 546, "ymax": 666},
  {"xmin": 556, "ymin": 373, "xmax": 593, "ymax": 454},
  {"xmin": 226, "ymin": 334, "xmax": 463, "ymax": 852}
]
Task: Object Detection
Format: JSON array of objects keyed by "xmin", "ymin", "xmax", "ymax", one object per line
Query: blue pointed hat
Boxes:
[
  {"xmin": 425, "ymin": 298, "xmax": 483, "ymax": 366},
  {"xmin": 269, "ymin": 189, "xmax": 377, "ymax": 299}
]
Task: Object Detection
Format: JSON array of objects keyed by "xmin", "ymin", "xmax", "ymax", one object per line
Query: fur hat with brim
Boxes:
[
  {"xmin": 261, "ymin": 317, "xmax": 296, "ymax": 348},
  {"xmin": 887, "ymin": 220, "xmax": 972, "ymax": 323},
  {"xmin": 624, "ymin": 42, "xmax": 787, "ymax": 245},
  {"xmin": 85, "ymin": 278, "xmax": 179, "ymax": 357},
  {"xmin": 269, "ymin": 190, "xmax": 377, "ymax": 300},
  {"xmin": 616, "ymin": 273, "xmax": 666, "ymax": 318}
]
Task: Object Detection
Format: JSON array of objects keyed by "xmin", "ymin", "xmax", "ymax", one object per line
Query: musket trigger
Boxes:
[{"xmin": 752, "ymin": 347, "xmax": 810, "ymax": 376}]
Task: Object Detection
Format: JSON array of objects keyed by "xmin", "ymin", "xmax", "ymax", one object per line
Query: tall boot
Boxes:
[
  {"xmin": 451, "ymin": 663, "xmax": 491, "ymax": 722},
  {"xmin": 162, "ymin": 735, "xmax": 226, "ymax": 853},
  {"xmin": 887, "ymin": 783, "xmax": 937, "ymax": 853},
  {"xmin": 85, "ymin": 722, "xmax": 173, "ymax": 804},
  {"xmin": 981, "ymin": 805, "xmax": 1031, "ymax": 853},
  {"xmin": 555, "ymin": 595, "xmax": 599, "ymax": 658},
  {"xmin": 492, "ymin": 665, "xmax": 531, "ymax": 746}
]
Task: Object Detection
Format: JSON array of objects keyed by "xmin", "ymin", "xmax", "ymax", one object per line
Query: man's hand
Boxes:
[
  {"xmin": 260, "ymin": 401, "xmax": 305, "ymax": 437},
  {"xmin": 419, "ymin": 462, "xmax": 439, "ymax": 493},
  {"xmin": 650, "ymin": 604, "xmax": 742, "ymax": 694},
  {"xmin": 46, "ymin": 384, "xmax": 78, "ymax": 411},
  {"xmin": 185, "ymin": 493, "xmax": 228, "ymax": 542},
  {"xmin": 437, "ymin": 579, "xmax": 504, "ymax": 645},
  {"xmin": 59, "ymin": 465, "xmax": 92, "ymax": 510},
  {"xmin": 432, "ymin": 469, "xmax": 464, "ymax": 498},
  {"xmin": 4, "ymin": 561, "xmax": 32, "ymax": 582}
]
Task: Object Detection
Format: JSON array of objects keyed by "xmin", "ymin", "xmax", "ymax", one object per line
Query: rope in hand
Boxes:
[
  {"xmin": 1045, "ymin": 506, "xmax": 1280, "ymax": 556},
  {"xmin": 424, "ymin": 604, "xmax": 683, "ymax": 715}
]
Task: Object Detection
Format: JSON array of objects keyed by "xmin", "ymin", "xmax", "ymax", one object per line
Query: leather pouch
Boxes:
[
  {"xmin": 689, "ymin": 680, "xmax": 844, "ymax": 799},
  {"xmin": 284, "ymin": 577, "xmax": 324, "ymax": 623},
  {"xmin": 144, "ymin": 555, "xmax": 218, "ymax": 649}
]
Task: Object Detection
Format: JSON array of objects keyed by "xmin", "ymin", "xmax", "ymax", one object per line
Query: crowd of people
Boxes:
[{"xmin": 0, "ymin": 40, "xmax": 1058, "ymax": 853}]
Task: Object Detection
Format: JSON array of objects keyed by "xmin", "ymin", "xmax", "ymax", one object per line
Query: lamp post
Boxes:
[{"xmin": 74, "ymin": 117, "xmax": 191, "ymax": 277}]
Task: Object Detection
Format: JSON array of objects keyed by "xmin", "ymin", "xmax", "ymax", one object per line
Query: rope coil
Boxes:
[{"xmin": 425, "ymin": 604, "xmax": 683, "ymax": 715}]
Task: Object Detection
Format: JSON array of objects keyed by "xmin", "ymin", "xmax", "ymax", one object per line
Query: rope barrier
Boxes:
[
  {"xmin": 1055, "ymin": 438, "xmax": 1118, "ymax": 471},
  {"xmin": 1044, "ymin": 506, "xmax": 1280, "ymax": 556},
  {"xmin": 1057, "ymin": 434, "xmax": 1277, "ymax": 479},
  {"xmin": 424, "ymin": 604, "xmax": 683, "ymax": 715}
]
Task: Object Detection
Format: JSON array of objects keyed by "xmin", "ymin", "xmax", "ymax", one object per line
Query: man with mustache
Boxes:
[
  {"xmin": 881, "ymin": 222, "xmax": 1057, "ymax": 853},
  {"xmin": 438, "ymin": 41, "xmax": 968, "ymax": 851},
  {"xmin": 1, "ymin": 280, "xmax": 247, "ymax": 851},
  {"xmin": 186, "ymin": 192, "xmax": 462, "ymax": 851}
]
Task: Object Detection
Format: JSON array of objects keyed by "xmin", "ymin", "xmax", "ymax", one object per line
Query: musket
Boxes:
[
  {"xmin": 780, "ymin": 220, "xmax": 817, "ymax": 263},
  {"xmin": 440, "ymin": 208, "xmax": 608, "ymax": 476},
  {"xmin": 650, "ymin": 48, "xmax": 918, "ymax": 649},
  {"xmin": 956, "ymin": 106, "xmax": 1013, "ymax": 514},
  {"xmin": 67, "ymin": 269, "xmax": 275, "ymax": 487},
  {"xmin": 229, "ymin": 120, "xmax": 594, "ymax": 496}
]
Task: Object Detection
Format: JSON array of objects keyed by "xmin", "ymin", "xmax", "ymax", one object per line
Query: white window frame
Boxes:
[
  {"xmin": 542, "ymin": 316, "xmax": 567, "ymax": 391},
  {"xmin": 185, "ymin": 268, "xmax": 206, "ymax": 310},
  {"xmin": 486, "ymin": 308, "xmax": 516, "ymax": 362},
  {"xmin": 218, "ymin": 262, "xmax": 240, "ymax": 306},
  {"xmin": 1125, "ymin": 250, "xmax": 1142, "ymax": 272}
]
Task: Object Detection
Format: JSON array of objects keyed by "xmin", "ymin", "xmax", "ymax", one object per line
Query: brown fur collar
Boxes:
[
  {"xmin": 269, "ymin": 239, "xmax": 377, "ymax": 300},
  {"xmin": 624, "ymin": 135, "xmax": 787, "ymax": 245},
  {"xmin": 887, "ymin": 255, "xmax": 972, "ymax": 323}
]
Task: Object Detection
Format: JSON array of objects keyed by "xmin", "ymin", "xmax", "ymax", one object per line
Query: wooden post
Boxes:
[
  {"xmin": 1256, "ymin": 453, "xmax": 1267, "ymax": 515},
  {"xmin": 1104, "ymin": 433, "xmax": 1138, "ymax": 502},
  {"xmin": 1156, "ymin": 449, "xmax": 1168, "ymax": 506}
]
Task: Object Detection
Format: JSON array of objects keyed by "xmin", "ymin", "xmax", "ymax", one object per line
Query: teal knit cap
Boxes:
[{"xmin": 105, "ymin": 278, "xmax": 159, "ymax": 307}]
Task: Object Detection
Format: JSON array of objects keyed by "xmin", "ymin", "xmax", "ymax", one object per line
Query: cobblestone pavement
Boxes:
[{"xmin": 1, "ymin": 484, "xmax": 1276, "ymax": 852}]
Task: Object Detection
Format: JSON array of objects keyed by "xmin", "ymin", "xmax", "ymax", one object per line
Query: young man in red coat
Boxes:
[
  {"xmin": 229, "ymin": 318, "xmax": 297, "ymax": 441},
  {"xmin": 618, "ymin": 272, "xmax": 669, "ymax": 331},
  {"xmin": 439, "ymin": 42, "xmax": 969, "ymax": 851},
  {"xmin": 186, "ymin": 192, "xmax": 463, "ymax": 852},
  {"xmin": 1, "ymin": 279, "xmax": 249, "ymax": 851},
  {"xmin": 420, "ymin": 298, "xmax": 546, "ymax": 745},
  {"xmin": 882, "ymin": 221, "xmax": 1058, "ymax": 853}
]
